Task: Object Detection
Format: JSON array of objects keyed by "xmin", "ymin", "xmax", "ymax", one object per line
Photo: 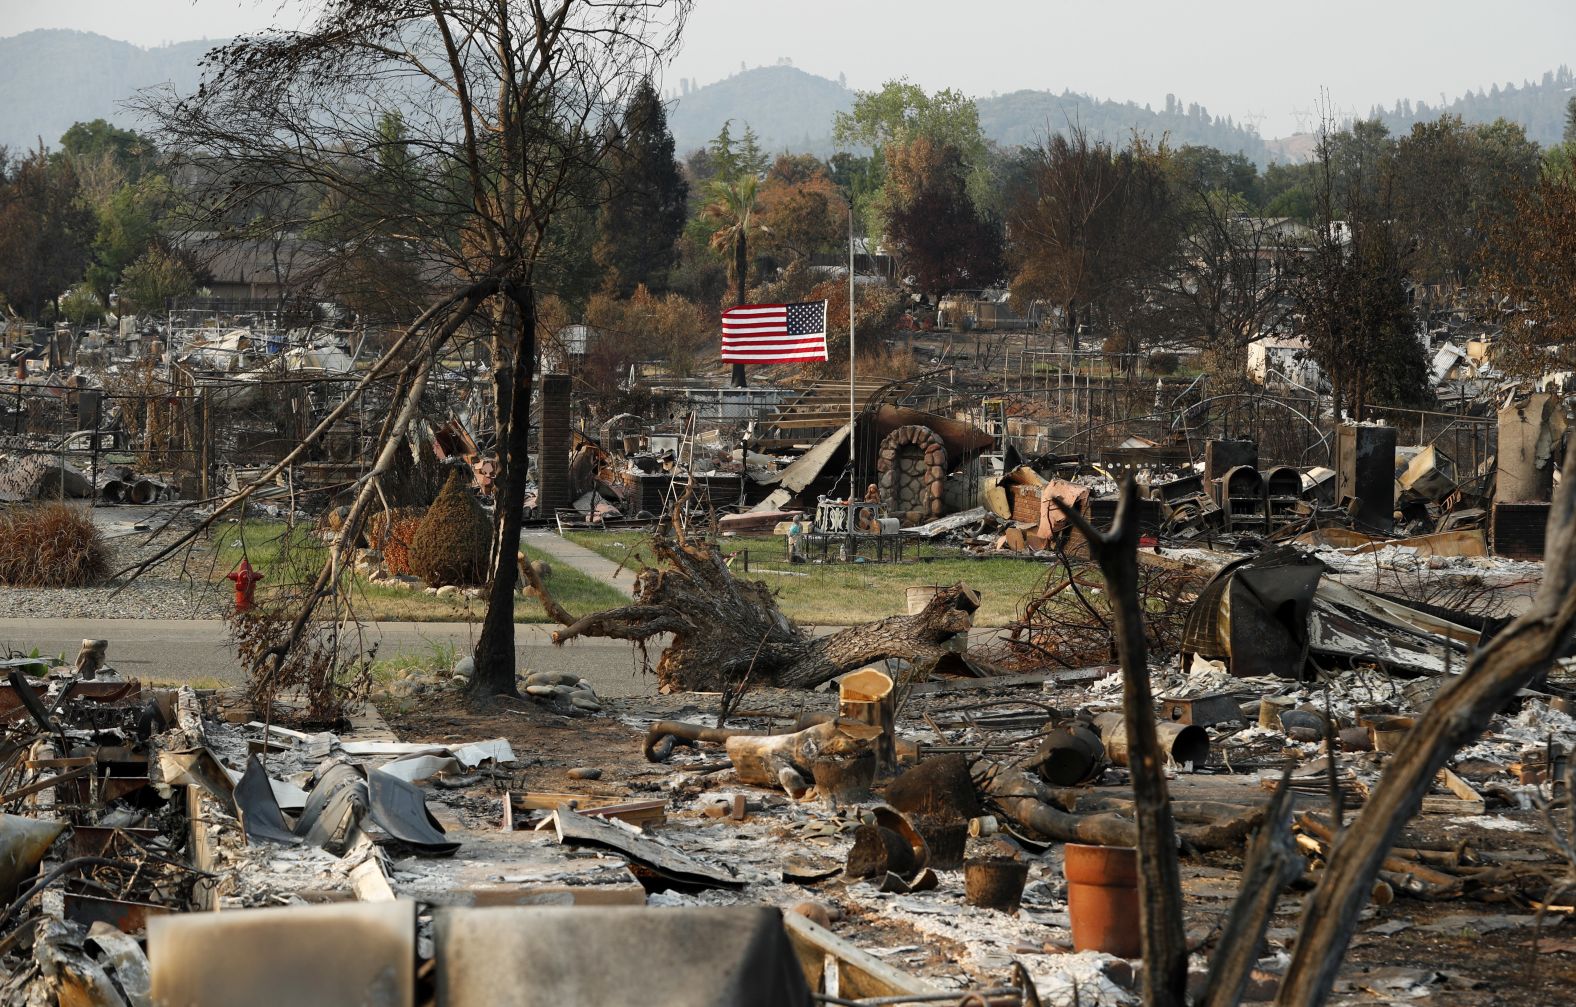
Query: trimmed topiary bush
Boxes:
[
  {"xmin": 0, "ymin": 503, "xmax": 109, "ymax": 587},
  {"xmin": 408, "ymin": 472, "xmax": 492, "ymax": 587}
]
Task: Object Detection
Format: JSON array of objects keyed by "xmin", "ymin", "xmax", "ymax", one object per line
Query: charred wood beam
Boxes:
[{"xmin": 980, "ymin": 763, "xmax": 1266, "ymax": 854}]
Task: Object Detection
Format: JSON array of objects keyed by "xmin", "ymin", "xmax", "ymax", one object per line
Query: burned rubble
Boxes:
[
  {"xmin": 2, "ymin": 425, "xmax": 1575, "ymax": 1006},
  {"xmin": 3, "ymin": 22, "xmax": 1576, "ymax": 1003},
  {"xmin": 3, "ymin": 296, "xmax": 1576, "ymax": 1005}
]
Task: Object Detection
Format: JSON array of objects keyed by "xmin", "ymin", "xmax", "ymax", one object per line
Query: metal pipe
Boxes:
[{"xmin": 1093, "ymin": 712, "xmax": 1209, "ymax": 769}]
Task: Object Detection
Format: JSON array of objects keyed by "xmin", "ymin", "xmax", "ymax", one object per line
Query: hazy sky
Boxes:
[{"xmin": 3, "ymin": 0, "xmax": 1572, "ymax": 137}]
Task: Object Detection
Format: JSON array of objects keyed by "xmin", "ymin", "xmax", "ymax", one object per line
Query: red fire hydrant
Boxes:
[{"xmin": 227, "ymin": 559, "xmax": 263, "ymax": 613}]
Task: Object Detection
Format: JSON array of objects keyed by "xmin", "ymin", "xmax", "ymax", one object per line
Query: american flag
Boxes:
[{"xmin": 720, "ymin": 300, "xmax": 828, "ymax": 364}]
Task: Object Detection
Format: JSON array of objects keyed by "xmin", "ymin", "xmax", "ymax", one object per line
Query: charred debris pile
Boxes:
[{"xmin": 2, "ymin": 450, "xmax": 1574, "ymax": 1004}]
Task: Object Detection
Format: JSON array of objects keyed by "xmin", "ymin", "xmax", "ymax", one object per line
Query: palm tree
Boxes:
[{"xmin": 703, "ymin": 174, "xmax": 759, "ymax": 386}]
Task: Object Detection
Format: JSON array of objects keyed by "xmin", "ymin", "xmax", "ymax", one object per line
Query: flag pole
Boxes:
[{"xmin": 848, "ymin": 204, "xmax": 856, "ymax": 501}]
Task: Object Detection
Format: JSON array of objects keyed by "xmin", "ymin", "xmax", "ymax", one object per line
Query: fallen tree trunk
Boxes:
[{"xmin": 527, "ymin": 537, "xmax": 976, "ymax": 692}]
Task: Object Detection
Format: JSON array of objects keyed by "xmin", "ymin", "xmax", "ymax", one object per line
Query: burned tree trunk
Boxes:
[
  {"xmin": 1057, "ymin": 480, "xmax": 1188, "ymax": 1007},
  {"xmin": 471, "ymin": 282, "xmax": 536, "ymax": 703},
  {"xmin": 527, "ymin": 537, "xmax": 975, "ymax": 692}
]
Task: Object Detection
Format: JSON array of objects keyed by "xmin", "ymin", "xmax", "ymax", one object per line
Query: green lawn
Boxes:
[
  {"xmin": 564, "ymin": 530, "xmax": 1052, "ymax": 627},
  {"xmin": 210, "ymin": 519, "xmax": 627, "ymax": 623}
]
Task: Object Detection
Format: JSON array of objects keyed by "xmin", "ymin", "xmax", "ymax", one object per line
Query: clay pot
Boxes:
[
  {"xmin": 1063, "ymin": 843, "xmax": 1141, "ymax": 958},
  {"xmin": 963, "ymin": 857, "xmax": 1029, "ymax": 912},
  {"xmin": 1368, "ymin": 716, "xmax": 1415, "ymax": 754},
  {"xmin": 911, "ymin": 814, "xmax": 967, "ymax": 870}
]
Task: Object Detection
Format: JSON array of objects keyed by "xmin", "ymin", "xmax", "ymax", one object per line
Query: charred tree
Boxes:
[
  {"xmin": 135, "ymin": 1, "xmax": 692, "ymax": 707},
  {"xmin": 1055, "ymin": 480, "xmax": 1188, "ymax": 1007},
  {"xmin": 471, "ymin": 283, "xmax": 536, "ymax": 699}
]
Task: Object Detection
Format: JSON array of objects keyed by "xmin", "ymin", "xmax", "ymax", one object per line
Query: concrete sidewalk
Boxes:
[{"xmin": 521, "ymin": 531, "xmax": 638, "ymax": 596}]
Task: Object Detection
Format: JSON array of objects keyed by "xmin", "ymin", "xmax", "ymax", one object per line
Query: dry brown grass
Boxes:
[{"xmin": 0, "ymin": 503, "xmax": 109, "ymax": 587}]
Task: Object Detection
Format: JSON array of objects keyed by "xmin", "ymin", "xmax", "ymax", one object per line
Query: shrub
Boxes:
[
  {"xmin": 408, "ymin": 473, "xmax": 491, "ymax": 587},
  {"xmin": 0, "ymin": 503, "xmax": 109, "ymax": 587},
  {"xmin": 1149, "ymin": 351, "xmax": 1180, "ymax": 375}
]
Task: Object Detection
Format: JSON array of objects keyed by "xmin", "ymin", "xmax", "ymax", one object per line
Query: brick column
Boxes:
[{"xmin": 538, "ymin": 373, "xmax": 573, "ymax": 516}]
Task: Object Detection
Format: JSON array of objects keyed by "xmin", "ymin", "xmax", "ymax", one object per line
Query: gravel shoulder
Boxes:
[{"xmin": 0, "ymin": 504, "xmax": 231, "ymax": 621}]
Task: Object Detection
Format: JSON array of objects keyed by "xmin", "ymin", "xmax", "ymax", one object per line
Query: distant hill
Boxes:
[
  {"xmin": 1369, "ymin": 65, "xmax": 1575, "ymax": 145},
  {"xmin": 2, "ymin": 31, "xmax": 1570, "ymax": 166},
  {"xmin": 670, "ymin": 67, "xmax": 1273, "ymax": 162},
  {"xmin": 976, "ymin": 90, "xmax": 1271, "ymax": 163},
  {"xmin": 0, "ymin": 30, "xmax": 212, "ymax": 152},
  {"xmin": 669, "ymin": 65, "xmax": 855, "ymax": 157}
]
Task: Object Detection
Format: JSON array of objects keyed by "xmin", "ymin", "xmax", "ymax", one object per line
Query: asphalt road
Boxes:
[{"xmin": 0, "ymin": 618, "xmax": 661, "ymax": 697}]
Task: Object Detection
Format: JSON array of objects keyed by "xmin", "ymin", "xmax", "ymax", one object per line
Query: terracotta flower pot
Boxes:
[
  {"xmin": 1368, "ymin": 715, "xmax": 1415, "ymax": 753},
  {"xmin": 1063, "ymin": 843, "xmax": 1141, "ymax": 958}
]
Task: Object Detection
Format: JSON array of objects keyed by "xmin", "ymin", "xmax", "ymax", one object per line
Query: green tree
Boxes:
[
  {"xmin": 118, "ymin": 245, "xmax": 195, "ymax": 315},
  {"xmin": 833, "ymin": 79, "xmax": 986, "ymax": 165},
  {"xmin": 593, "ymin": 77, "xmax": 689, "ymax": 296},
  {"xmin": 59, "ymin": 120, "xmax": 157, "ymax": 181},
  {"xmin": 737, "ymin": 123, "xmax": 769, "ymax": 177},
  {"xmin": 1390, "ymin": 115, "xmax": 1540, "ymax": 285},
  {"xmin": 702, "ymin": 173, "xmax": 759, "ymax": 386},
  {"xmin": 833, "ymin": 79, "xmax": 990, "ymax": 242},
  {"xmin": 59, "ymin": 120, "xmax": 159, "ymax": 211},
  {"xmin": 59, "ymin": 282, "xmax": 105, "ymax": 325},
  {"xmin": 86, "ymin": 172, "xmax": 174, "ymax": 300},
  {"xmin": 1168, "ymin": 145, "xmax": 1260, "ymax": 205},
  {"xmin": 304, "ymin": 111, "xmax": 443, "ymax": 319},
  {"xmin": 1322, "ymin": 119, "xmax": 1392, "ymax": 214},
  {"xmin": 0, "ymin": 148, "xmax": 96, "ymax": 319},
  {"xmin": 705, "ymin": 121, "xmax": 741, "ymax": 181},
  {"xmin": 1261, "ymin": 161, "xmax": 1319, "ymax": 222}
]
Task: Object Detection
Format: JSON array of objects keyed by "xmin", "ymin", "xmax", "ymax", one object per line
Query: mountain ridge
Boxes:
[
  {"xmin": 0, "ymin": 29, "xmax": 212, "ymax": 153},
  {"xmin": 2, "ymin": 30, "xmax": 1569, "ymax": 165}
]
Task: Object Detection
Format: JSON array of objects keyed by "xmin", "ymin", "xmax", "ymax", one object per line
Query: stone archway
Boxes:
[{"xmin": 876, "ymin": 425, "xmax": 947, "ymax": 525}]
